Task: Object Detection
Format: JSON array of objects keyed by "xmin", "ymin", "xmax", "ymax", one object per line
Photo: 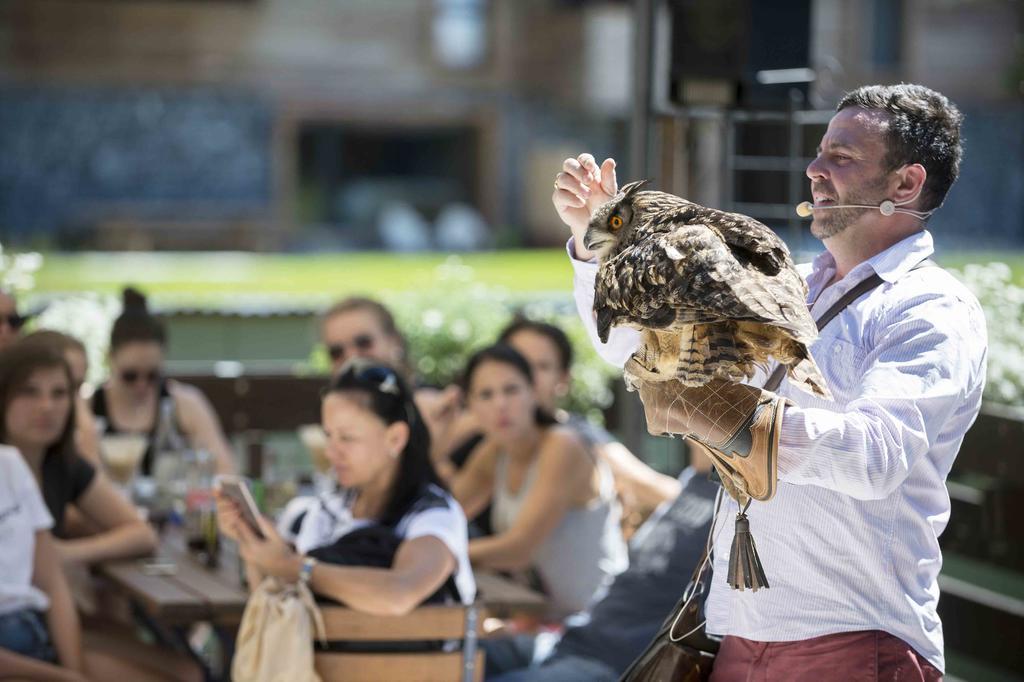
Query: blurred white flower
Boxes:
[
  {"xmin": 0, "ymin": 244, "xmax": 43, "ymax": 293},
  {"xmin": 951, "ymin": 262, "xmax": 1024, "ymax": 407},
  {"xmin": 32, "ymin": 293, "xmax": 119, "ymax": 386}
]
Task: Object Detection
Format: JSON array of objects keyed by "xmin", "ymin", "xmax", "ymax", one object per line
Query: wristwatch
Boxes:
[{"xmin": 298, "ymin": 556, "xmax": 318, "ymax": 584}]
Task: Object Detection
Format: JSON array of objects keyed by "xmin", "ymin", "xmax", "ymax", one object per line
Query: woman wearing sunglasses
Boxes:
[
  {"xmin": 216, "ymin": 359, "xmax": 475, "ymax": 616},
  {"xmin": 90, "ymin": 288, "xmax": 234, "ymax": 476},
  {"xmin": 452, "ymin": 345, "xmax": 627, "ymax": 617},
  {"xmin": 320, "ymin": 297, "xmax": 409, "ymax": 377}
]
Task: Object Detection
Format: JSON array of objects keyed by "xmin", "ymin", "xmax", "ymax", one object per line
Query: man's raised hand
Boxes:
[{"xmin": 552, "ymin": 154, "xmax": 618, "ymax": 260}]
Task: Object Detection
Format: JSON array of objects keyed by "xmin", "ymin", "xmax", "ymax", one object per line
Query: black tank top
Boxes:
[{"xmin": 91, "ymin": 380, "xmax": 185, "ymax": 476}]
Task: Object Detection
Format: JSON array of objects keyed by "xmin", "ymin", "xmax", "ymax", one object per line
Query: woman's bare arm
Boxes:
[
  {"xmin": 32, "ymin": 531, "xmax": 85, "ymax": 675},
  {"xmin": 450, "ymin": 439, "xmax": 499, "ymax": 520},
  {"xmin": 305, "ymin": 536, "xmax": 457, "ymax": 616},
  {"xmin": 57, "ymin": 474, "xmax": 157, "ymax": 565},
  {"xmin": 172, "ymin": 382, "xmax": 236, "ymax": 475}
]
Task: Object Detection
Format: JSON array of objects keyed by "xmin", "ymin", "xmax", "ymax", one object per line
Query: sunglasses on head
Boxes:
[
  {"xmin": 327, "ymin": 360, "xmax": 415, "ymax": 425},
  {"xmin": 0, "ymin": 314, "xmax": 26, "ymax": 330},
  {"xmin": 327, "ymin": 333, "xmax": 375, "ymax": 362},
  {"xmin": 353, "ymin": 364, "xmax": 402, "ymax": 395},
  {"xmin": 120, "ymin": 368, "xmax": 161, "ymax": 385}
]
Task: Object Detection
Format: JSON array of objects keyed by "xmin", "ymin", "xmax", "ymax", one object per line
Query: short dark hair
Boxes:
[
  {"xmin": 837, "ymin": 83, "xmax": 963, "ymax": 213},
  {"xmin": 0, "ymin": 338, "xmax": 77, "ymax": 464},
  {"xmin": 498, "ymin": 317, "xmax": 574, "ymax": 373},
  {"xmin": 326, "ymin": 359, "xmax": 442, "ymax": 527},
  {"xmin": 111, "ymin": 287, "xmax": 166, "ymax": 351}
]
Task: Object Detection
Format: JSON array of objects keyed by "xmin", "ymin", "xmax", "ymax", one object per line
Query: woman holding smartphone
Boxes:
[{"xmin": 216, "ymin": 359, "xmax": 476, "ymax": 615}]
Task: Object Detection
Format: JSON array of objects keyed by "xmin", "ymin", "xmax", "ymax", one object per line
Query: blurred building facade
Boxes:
[
  {"xmin": 0, "ymin": 0, "xmax": 1019, "ymax": 251},
  {"xmin": 0, "ymin": 0, "xmax": 632, "ymax": 250}
]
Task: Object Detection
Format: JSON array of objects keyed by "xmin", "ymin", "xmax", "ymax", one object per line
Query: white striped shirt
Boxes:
[{"xmin": 568, "ymin": 230, "xmax": 988, "ymax": 671}]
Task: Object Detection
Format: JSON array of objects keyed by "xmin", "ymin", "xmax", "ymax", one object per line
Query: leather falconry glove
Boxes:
[{"xmin": 627, "ymin": 357, "xmax": 786, "ymax": 591}]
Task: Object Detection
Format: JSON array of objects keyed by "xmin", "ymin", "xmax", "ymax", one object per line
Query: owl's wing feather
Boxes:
[
  {"xmin": 593, "ymin": 222, "xmax": 816, "ymax": 345},
  {"xmin": 661, "ymin": 224, "xmax": 817, "ymax": 343},
  {"xmin": 642, "ymin": 199, "xmax": 790, "ymax": 276}
]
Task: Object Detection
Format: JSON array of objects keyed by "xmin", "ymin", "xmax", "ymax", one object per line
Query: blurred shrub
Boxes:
[
  {"xmin": 0, "ymin": 243, "xmax": 43, "ymax": 293},
  {"xmin": 31, "ymin": 293, "xmax": 119, "ymax": 386},
  {"xmin": 950, "ymin": 262, "xmax": 1024, "ymax": 407}
]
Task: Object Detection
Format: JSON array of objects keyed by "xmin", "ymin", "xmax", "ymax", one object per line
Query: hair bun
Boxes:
[{"xmin": 122, "ymin": 287, "xmax": 149, "ymax": 315}]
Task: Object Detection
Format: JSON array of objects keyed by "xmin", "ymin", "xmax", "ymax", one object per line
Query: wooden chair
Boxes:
[{"xmin": 313, "ymin": 604, "xmax": 483, "ymax": 682}]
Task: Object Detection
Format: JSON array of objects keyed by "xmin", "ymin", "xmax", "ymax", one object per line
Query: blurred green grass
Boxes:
[
  {"xmin": 938, "ymin": 251, "xmax": 1024, "ymax": 285},
  {"xmin": 33, "ymin": 249, "xmax": 574, "ymax": 298},
  {"xmin": 30, "ymin": 248, "xmax": 1024, "ymax": 300}
]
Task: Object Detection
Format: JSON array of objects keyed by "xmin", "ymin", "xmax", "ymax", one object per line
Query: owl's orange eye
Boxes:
[{"xmin": 609, "ymin": 215, "xmax": 624, "ymax": 230}]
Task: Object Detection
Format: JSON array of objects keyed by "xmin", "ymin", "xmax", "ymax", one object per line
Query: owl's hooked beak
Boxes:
[{"xmin": 583, "ymin": 220, "xmax": 618, "ymax": 257}]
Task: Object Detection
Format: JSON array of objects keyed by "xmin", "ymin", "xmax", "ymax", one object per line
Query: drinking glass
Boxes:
[{"xmin": 99, "ymin": 433, "xmax": 148, "ymax": 497}]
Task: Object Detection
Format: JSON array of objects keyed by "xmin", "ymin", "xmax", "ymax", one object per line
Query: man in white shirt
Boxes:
[{"xmin": 552, "ymin": 83, "xmax": 987, "ymax": 680}]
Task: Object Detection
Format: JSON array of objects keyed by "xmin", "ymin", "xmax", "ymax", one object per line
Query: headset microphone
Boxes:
[{"xmin": 795, "ymin": 187, "xmax": 934, "ymax": 221}]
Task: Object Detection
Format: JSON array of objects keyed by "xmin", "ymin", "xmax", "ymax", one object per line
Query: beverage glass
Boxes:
[{"xmin": 100, "ymin": 434, "xmax": 148, "ymax": 496}]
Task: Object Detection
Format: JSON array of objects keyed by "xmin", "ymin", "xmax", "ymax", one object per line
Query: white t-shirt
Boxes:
[
  {"xmin": 0, "ymin": 446, "xmax": 54, "ymax": 615},
  {"xmin": 278, "ymin": 484, "xmax": 476, "ymax": 605}
]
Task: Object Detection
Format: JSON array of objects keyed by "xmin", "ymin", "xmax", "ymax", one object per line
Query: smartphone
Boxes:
[{"xmin": 214, "ymin": 475, "xmax": 265, "ymax": 539}]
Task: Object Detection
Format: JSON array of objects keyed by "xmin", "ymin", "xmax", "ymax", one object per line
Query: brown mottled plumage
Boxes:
[{"xmin": 584, "ymin": 180, "xmax": 830, "ymax": 398}]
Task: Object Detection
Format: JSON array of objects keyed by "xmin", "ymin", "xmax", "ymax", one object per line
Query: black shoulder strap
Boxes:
[{"xmin": 762, "ymin": 258, "xmax": 936, "ymax": 392}]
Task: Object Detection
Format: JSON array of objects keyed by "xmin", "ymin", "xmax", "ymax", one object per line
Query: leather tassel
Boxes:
[{"xmin": 727, "ymin": 507, "xmax": 769, "ymax": 591}]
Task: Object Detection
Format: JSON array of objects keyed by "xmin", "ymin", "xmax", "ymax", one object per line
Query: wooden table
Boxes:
[
  {"xmin": 98, "ymin": 537, "xmax": 249, "ymax": 627},
  {"xmin": 474, "ymin": 572, "xmax": 547, "ymax": 618},
  {"xmin": 99, "ymin": 536, "xmax": 545, "ymax": 627}
]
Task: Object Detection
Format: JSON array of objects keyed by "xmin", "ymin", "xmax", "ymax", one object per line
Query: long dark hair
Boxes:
[
  {"xmin": 326, "ymin": 359, "xmax": 442, "ymax": 526},
  {"xmin": 0, "ymin": 338, "xmax": 77, "ymax": 463},
  {"xmin": 111, "ymin": 287, "xmax": 166, "ymax": 351},
  {"xmin": 460, "ymin": 344, "xmax": 557, "ymax": 426}
]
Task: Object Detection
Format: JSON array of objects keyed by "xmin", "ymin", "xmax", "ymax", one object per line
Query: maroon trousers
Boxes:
[{"xmin": 709, "ymin": 630, "xmax": 942, "ymax": 682}]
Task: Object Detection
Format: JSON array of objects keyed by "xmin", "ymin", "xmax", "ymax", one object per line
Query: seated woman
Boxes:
[
  {"xmin": 318, "ymin": 295, "xmax": 470, "ymax": 476},
  {"xmin": 0, "ymin": 446, "xmax": 87, "ymax": 681},
  {"xmin": 0, "ymin": 345, "xmax": 199, "ymax": 682},
  {"xmin": 91, "ymin": 288, "xmax": 234, "ymax": 475},
  {"xmin": 0, "ymin": 338, "xmax": 156, "ymax": 564},
  {"xmin": 452, "ymin": 345, "xmax": 627, "ymax": 617},
  {"xmin": 216, "ymin": 359, "xmax": 476, "ymax": 615},
  {"xmin": 24, "ymin": 330, "xmax": 102, "ymax": 467},
  {"xmin": 498, "ymin": 318, "xmax": 682, "ymax": 532}
]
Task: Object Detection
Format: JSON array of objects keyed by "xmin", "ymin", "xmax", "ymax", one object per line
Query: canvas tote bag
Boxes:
[{"xmin": 232, "ymin": 576, "xmax": 327, "ymax": 682}]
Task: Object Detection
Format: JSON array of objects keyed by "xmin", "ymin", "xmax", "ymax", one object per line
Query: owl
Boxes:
[{"xmin": 585, "ymin": 180, "xmax": 830, "ymax": 398}]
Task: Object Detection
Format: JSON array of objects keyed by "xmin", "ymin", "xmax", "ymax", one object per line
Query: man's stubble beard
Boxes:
[{"xmin": 810, "ymin": 174, "xmax": 890, "ymax": 240}]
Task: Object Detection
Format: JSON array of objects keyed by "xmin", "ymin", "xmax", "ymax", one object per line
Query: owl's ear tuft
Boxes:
[{"xmin": 620, "ymin": 180, "xmax": 650, "ymax": 198}]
